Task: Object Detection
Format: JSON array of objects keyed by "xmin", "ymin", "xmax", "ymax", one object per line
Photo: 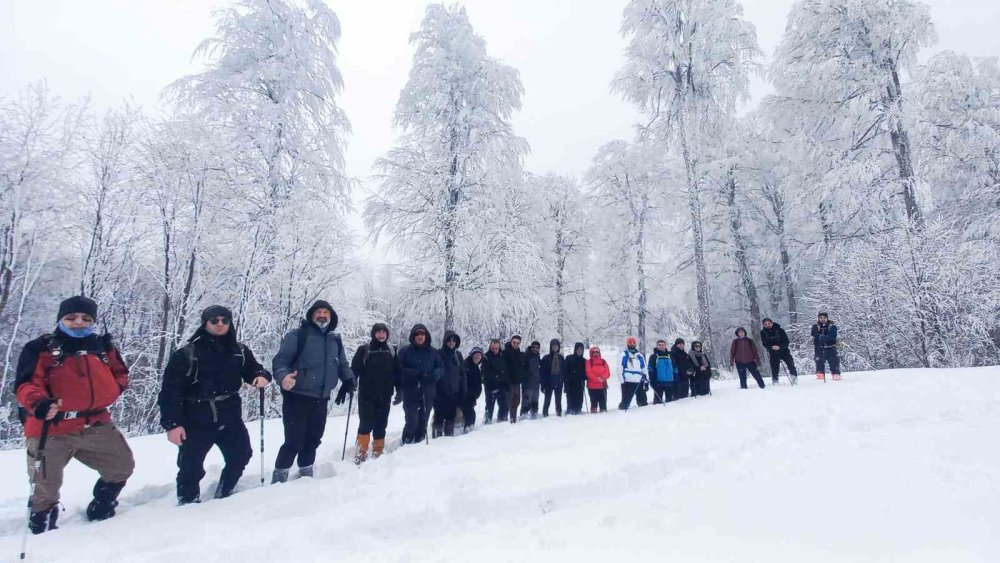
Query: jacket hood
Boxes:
[
  {"xmin": 763, "ymin": 322, "xmax": 782, "ymax": 330},
  {"xmin": 409, "ymin": 323, "xmax": 431, "ymax": 347},
  {"xmin": 304, "ymin": 301, "xmax": 338, "ymax": 332},
  {"xmin": 574, "ymin": 342, "xmax": 585, "ymax": 355},
  {"xmin": 588, "ymin": 346, "xmax": 601, "ymax": 358},
  {"xmin": 370, "ymin": 322, "xmax": 390, "ymax": 340},
  {"xmin": 442, "ymin": 329, "xmax": 461, "ymax": 349},
  {"xmin": 549, "ymin": 339, "xmax": 561, "ymax": 353}
]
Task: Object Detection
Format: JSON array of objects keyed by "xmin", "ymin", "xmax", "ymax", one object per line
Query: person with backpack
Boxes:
[
  {"xmin": 433, "ymin": 331, "xmax": 466, "ymax": 437},
  {"xmin": 669, "ymin": 339, "xmax": 695, "ymax": 399},
  {"xmin": 397, "ymin": 324, "xmax": 444, "ymax": 443},
  {"xmin": 689, "ymin": 341, "xmax": 712, "ymax": 396},
  {"xmin": 271, "ymin": 300, "xmax": 355, "ymax": 482},
  {"xmin": 481, "ymin": 339, "xmax": 509, "ymax": 423},
  {"xmin": 564, "ymin": 342, "xmax": 587, "ymax": 415},
  {"xmin": 648, "ymin": 339, "xmax": 675, "ymax": 404},
  {"xmin": 462, "ymin": 347, "xmax": 484, "ymax": 431},
  {"xmin": 503, "ymin": 336, "xmax": 527, "ymax": 423},
  {"xmin": 350, "ymin": 323, "xmax": 399, "ymax": 463},
  {"xmin": 619, "ymin": 336, "xmax": 648, "ymax": 410},
  {"xmin": 585, "ymin": 346, "xmax": 610, "ymax": 413},
  {"xmin": 159, "ymin": 305, "xmax": 271, "ymax": 504},
  {"xmin": 540, "ymin": 339, "xmax": 565, "ymax": 417},
  {"xmin": 812, "ymin": 312, "xmax": 841, "ymax": 381},
  {"xmin": 729, "ymin": 327, "xmax": 765, "ymax": 389},
  {"xmin": 15, "ymin": 296, "xmax": 135, "ymax": 533},
  {"xmin": 521, "ymin": 341, "xmax": 542, "ymax": 420},
  {"xmin": 761, "ymin": 318, "xmax": 797, "ymax": 385}
]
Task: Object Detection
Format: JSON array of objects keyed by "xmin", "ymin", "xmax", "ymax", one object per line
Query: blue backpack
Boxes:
[{"xmin": 655, "ymin": 356, "xmax": 675, "ymax": 383}]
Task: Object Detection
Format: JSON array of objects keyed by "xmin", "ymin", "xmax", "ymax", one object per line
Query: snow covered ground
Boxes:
[{"xmin": 0, "ymin": 366, "xmax": 997, "ymax": 562}]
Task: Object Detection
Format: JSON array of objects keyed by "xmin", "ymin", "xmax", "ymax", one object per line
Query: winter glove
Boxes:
[
  {"xmin": 641, "ymin": 380, "xmax": 649, "ymax": 393},
  {"xmin": 334, "ymin": 386, "xmax": 352, "ymax": 406},
  {"xmin": 33, "ymin": 398, "xmax": 60, "ymax": 420}
]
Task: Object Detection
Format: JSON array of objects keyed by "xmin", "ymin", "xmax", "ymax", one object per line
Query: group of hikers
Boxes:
[{"xmin": 13, "ymin": 295, "xmax": 842, "ymax": 537}]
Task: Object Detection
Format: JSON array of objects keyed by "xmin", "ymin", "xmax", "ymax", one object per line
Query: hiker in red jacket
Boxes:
[
  {"xmin": 585, "ymin": 346, "xmax": 610, "ymax": 413},
  {"xmin": 729, "ymin": 327, "xmax": 765, "ymax": 389},
  {"xmin": 15, "ymin": 296, "xmax": 135, "ymax": 534}
]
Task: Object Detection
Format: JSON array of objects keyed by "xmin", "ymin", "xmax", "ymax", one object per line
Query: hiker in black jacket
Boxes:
[
  {"xmin": 433, "ymin": 330, "xmax": 466, "ymax": 437},
  {"xmin": 503, "ymin": 336, "xmax": 527, "ymax": 423},
  {"xmin": 462, "ymin": 347, "xmax": 484, "ymax": 431},
  {"xmin": 398, "ymin": 324, "xmax": 444, "ymax": 444},
  {"xmin": 481, "ymin": 339, "xmax": 510, "ymax": 423},
  {"xmin": 350, "ymin": 323, "xmax": 399, "ymax": 463},
  {"xmin": 760, "ymin": 318, "xmax": 798, "ymax": 385}
]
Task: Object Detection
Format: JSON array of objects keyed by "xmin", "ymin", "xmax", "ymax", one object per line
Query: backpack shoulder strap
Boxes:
[
  {"xmin": 183, "ymin": 342, "xmax": 199, "ymax": 383},
  {"xmin": 289, "ymin": 327, "xmax": 309, "ymax": 367}
]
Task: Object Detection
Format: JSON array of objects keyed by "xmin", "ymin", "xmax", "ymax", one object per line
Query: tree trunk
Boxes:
[
  {"xmin": 724, "ymin": 170, "xmax": 763, "ymax": 360},
  {"xmin": 555, "ymin": 225, "xmax": 566, "ymax": 343},
  {"xmin": 765, "ymin": 185, "xmax": 798, "ymax": 324},
  {"xmin": 677, "ymin": 110, "xmax": 713, "ymax": 355},
  {"xmin": 636, "ymin": 194, "xmax": 648, "ymax": 354},
  {"xmin": 443, "ymin": 148, "xmax": 460, "ymax": 332},
  {"xmin": 885, "ymin": 64, "xmax": 923, "ymax": 229}
]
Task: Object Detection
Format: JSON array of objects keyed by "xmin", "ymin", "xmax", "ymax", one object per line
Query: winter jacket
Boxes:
[
  {"xmin": 647, "ymin": 349, "xmax": 675, "ymax": 384},
  {"xmin": 397, "ymin": 324, "xmax": 444, "ymax": 390},
  {"xmin": 272, "ymin": 311, "xmax": 354, "ymax": 399},
  {"xmin": 351, "ymin": 324, "xmax": 400, "ymax": 404},
  {"xmin": 585, "ymin": 353, "xmax": 611, "ymax": 390},
  {"xmin": 464, "ymin": 351, "xmax": 484, "ymax": 400},
  {"xmin": 540, "ymin": 339, "xmax": 565, "ymax": 389},
  {"xmin": 811, "ymin": 321, "xmax": 838, "ymax": 350},
  {"xmin": 690, "ymin": 348, "xmax": 712, "ymax": 374},
  {"xmin": 729, "ymin": 337, "xmax": 761, "ymax": 366},
  {"xmin": 620, "ymin": 348, "xmax": 646, "ymax": 383},
  {"xmin": 565, "ymin": 344, "xmax": 587, "ymax": 387},
  {"xmin": 503, "ymin": 342, "xmax": 527, "ymax": 386},
  {"xmin": 760, "ymin": 323, "xmax": 791, "ymax": 353},
  {"xmin": 523, "ymin": 350, "xmax": 541, "ymax": 391},
  {"xmin": 16, "ymin": 328, "xmax": 130, "ymax": 438},
  {"xmin": 481, "ymin": 349, "xmax": 509, "ymax": 390},
  {"xmin": 159, "ymin": 326, "xmax": 270, "ymax": 430},
  {"xmin": 437, "ymin": 330, "xmax": 467, "ymax": 399},
  {"xmin": 670, "ymin": 346, "xmax": 695, "ymax": 378}
]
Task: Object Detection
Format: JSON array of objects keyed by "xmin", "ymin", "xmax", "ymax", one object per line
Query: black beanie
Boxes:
[
  {"xmin": 201, "ymin": 305, "xmax": 233, "ymax": 323},
  {"xmin": 674, "ymin": 338, "xmax": 685, "ymax": 346},
  {"xmin": 57, "ymin": 296, "xmax": 98, "ymax": 321},
  {"xmin": 307, "ymin": 300, "xmax": 334, "ymax": 320},
  {"xmin": 818, "ymin": 311, "xmax": 829, "ymax": 318}
]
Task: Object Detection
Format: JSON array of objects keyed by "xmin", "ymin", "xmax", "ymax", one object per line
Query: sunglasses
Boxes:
[{"xmin": 209, "ymin": 317, "xmax": 231, "ymax": 326}]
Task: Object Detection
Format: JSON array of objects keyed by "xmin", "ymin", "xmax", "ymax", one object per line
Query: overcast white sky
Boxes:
[{"xmin": 3, "ymin": 0, "xmax": 999, "ymax": 233}]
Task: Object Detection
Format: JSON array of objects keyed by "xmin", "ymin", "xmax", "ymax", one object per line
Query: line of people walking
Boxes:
[{"xmin": 14, "ymin": 296, "xmax": 842, "ymax": 537}]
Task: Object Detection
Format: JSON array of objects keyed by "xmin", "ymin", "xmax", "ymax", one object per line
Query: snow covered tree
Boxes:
[{"xmin": 365, "ymin": 4, "xmax": 537, "ymax": 335}]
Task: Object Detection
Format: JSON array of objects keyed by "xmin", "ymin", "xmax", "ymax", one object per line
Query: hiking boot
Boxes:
[
  {"xmin": 832, "ymin": 374, "xmax": 842, "ymax": 381},
  {"xmin": 86, "ymin": 480, "xmax": 124, "ymax": 522},
  {"xmin": 372, "ymin": 438, "xmax": 385, "ymax": 459},
  {"xmin": 816, "ymin": 373, "xmax": 826, "ymax": 381},
  {"xmin": 298, "ymin": 465, "xmax": 314, "ymax": 478},
  {"xmin": 355, "ymin": 433, "xmax": 371, "ymax": 464},
  {"xmin": 271, "ymin": 468, "xmax": 290, "ymax": 484},
  {"xmin": 28, "ymin": 506, "xmax": 58, "ymax": 535}
]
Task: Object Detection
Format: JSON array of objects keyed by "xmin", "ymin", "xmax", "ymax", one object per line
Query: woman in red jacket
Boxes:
[
  {"xmin": 729, "ymin": 327, "xmax": 765, "ymax": 389},
  {"xmin": 15, "ymin": 296, "xmax": 134, "ymax": 534},
  {"xmin": 585, "ymin": 346, "xmax": 610, "ymax": 413}
]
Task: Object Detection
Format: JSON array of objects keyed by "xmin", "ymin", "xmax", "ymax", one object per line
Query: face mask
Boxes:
[{"xmin": 59, "ymin": 321, "xmax": 96, "ymax": 339}]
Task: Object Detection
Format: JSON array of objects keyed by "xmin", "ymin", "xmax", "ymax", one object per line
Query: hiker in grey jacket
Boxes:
[{"xmin": 270, "ymin": 300, "xmax": 355, "ymax": 483}]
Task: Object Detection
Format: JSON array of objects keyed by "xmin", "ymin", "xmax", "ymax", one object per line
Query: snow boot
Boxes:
[
  {"xmin": 271, "ymin": 468, "xmax": 290, "ymax": 484},
  {"xmin": 177, "ymin": 495, "xmax": 200, "ymax": 506},
  {"xmin": 772, "ymin": 377, "xmax": 779, "ymax": 385},
  {"xmin": 298, "ymin": 465, "xmax": 314, "ymax": 478},
  {"xmin": 213, "ymin": 481, "xmax": 235, "ymax": 500},
  {"xmin": 86, "ymin": 480, "xmax": 124, "ymax": 522},
  {"xmin": 355, "ymin": 433, "xmax": 371, "ymax": 465},
  {"xmin": 816, "ymin": 372, "xmax": 826, "ymax": 382},
  {"xmin": 372, "ymin": 438, "xmax": 385, "ymax": 459},
  {"xmin": 832, "ymin": 373, "xmax": 842, "ymax": 381},
  {"xmin": 28, "ymin": 506, "xmax": 58, "ymax": 535}
]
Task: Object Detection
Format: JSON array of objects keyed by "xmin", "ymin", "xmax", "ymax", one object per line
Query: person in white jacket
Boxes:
[{"xmin": 619, "ymin": 336, "xmax": 648, "ymax": 410}]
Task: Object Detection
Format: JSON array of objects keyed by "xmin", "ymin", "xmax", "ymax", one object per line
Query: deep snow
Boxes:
[{"xmin": 0, "ymin": 366, "xmax": 997, "ymax": 562}]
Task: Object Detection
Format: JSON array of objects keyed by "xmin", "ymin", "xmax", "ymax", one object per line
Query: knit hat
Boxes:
[
  {"xmin": 626, "ymin": 336, "xmax": 638, "ymax": 347},
  {"xmin": 200, "ymin": 305, "xmax": 232, "ymax": 324},
  {"xmin": 470, "ymin": 346, "xmax": 484, "ymax": 356},
  {"xmin": 57, "ymin": 296, "xmax": 98, "ymax": 321},
  {"xmin": 674, "ymin": 338, "xmax": 685, "ymax": 346},
  {"xmin": 818, "ymin": 311, "xmax": 829, "ymax": 318}
]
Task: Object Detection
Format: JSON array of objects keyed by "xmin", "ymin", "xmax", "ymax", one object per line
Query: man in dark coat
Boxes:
[
  {"xmin": 433, "ymin": 330, "xmax": 466, "ymax": 437},
  {"xmin": 481, "ymin": 339, "xmax": 509, "ymax": 423},
  {"xmin": 540, "ymin": 339, "xmax": 565, "ymax": 417},
  {"xmin": 761, "ymin": 318, "xmax": 798, "ymax": 385},
  {"xmin": 521, "ymin": 341, "xmax": 542, "ymax": 420},
  {"xmin": 271, "ymin": 300, "xmax": 355, "ymax": 482},
  {"xmin": 564, "ymin": 342, "xmax": 587, "ymax": 415},
  {"xmin": 350, "ymin": 323, "xmax": 399, "ymax": 463},
  {"xmin": 398, "ymin": 324, "xmax": 444, "ymax": 443},
  {"xmin": 811, "ymin": 312, "xmax": 841, "ymax": 381},
  {"xmin": 462, "ymin": 347, "xmax": 484, "ymax": 431},
  {"xmin": 503, "ymin": 336, "xmax": 527, "ymax": 423},
  {"xmin": 160, "ymin": 305, "xmax": 271, "ymax": 504},
  {"xmin": 669, "ymin": 338, "xmax": 695, "ymax": 399}
]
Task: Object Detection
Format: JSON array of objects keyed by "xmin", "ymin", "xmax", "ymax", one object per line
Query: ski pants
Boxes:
[
  {"xmin": 620, "ymin": 381, "xmax": 648, "ymax": 410},
  {"xmin": 357, "ymin": 397, "xmax": 391, "ymax": 440},
  {"xmin": 815, "ymin": 347, "xmax": 841, "ymax": 375},
  {"xmin": 565, "ymin": 382, "xmax": 585, "ymax": 413},
  {"xmin": 588, "ymin": 388, "xmax": 608, "ymax": 412},
  {"xmin": 402, "ymin": 385, "xmax": 435, "ymax": 443},
  {"xmin": 275, "ymin": 391, "xmax": 329, "ymax": 469},
  {"xmin": 543, "ymin": 385, "xmax": 563, "ymax": 416},
  {"xmin": 433, "ymin": 394, "xmax": 460, "ymax": 436},
  {"xmin": 736, "ymin": 362, "xmax": 766, "ymax": 389},
  {"xmin": 692, "ymin": 370, "xmax": 711, "ymax": 396},
  {"xmin": 508, "ymin": 384, "xmax": 522, "ymax": 422},
  {"xmin": 26, "ymin": 423, "xmax": 134, "ymax": 512},
  {"xmin": 177, "ymin": 421, "xmax": 251, "ymax": 502},
  {"xmin": 521, "ymin": 384, "xmax": 540, "ymax": 416},
  {"xmin": 484, "ymin": 387, "xmax": 509, "ymax": 422},
  {"xmin": 768, "ymin": 349, "xmax": 798, "ymax": 380},
  {"xmin": 651, "ymin": 382, "xmax": 674, "ymax": 404},
  {"xmin": 462, "ymin": 396, "xmax": 478, "ymax": 429}
]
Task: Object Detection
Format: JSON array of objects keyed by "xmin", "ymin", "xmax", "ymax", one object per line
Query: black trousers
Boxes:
[
  {"xmin": 565, "ymin": 382, "xmax": 585, "ymax": 413},
  {"xmin": 768, "ymin": 349, "xmax": 798, "ymax": 379},
  {"xmin": 542, "ymin": 386, "xmax": 563, "ymax": 416},
  {"xmin": 484, "ymin": 387, "xmax": 509, "ymax": 422},
  {"xmin": 619, "ymin": 382, "xmax": 648, "ymax": 409},
  {"xmin": 815, "ymin": 347, "xmax": 841, "ymax": 375},
  {"xmin": 357, "ymin": 398, "xmax": 391, "ymax": 440},
  {"xmin": 433, "ymin": 394, "xmax": 460, "ymax": 436},
  {"xmin": 736, "ymin": 362, "xmax": 765, "ymax": 389},
  {"xmin": 652, "ymin": 383, "xmax": 674, "ymax": 404},
  {"xmin": 587, "ymin": 388, "xmax": 607, "ymax": 412},
  {"xmin": 176, "ymin": 422, "xmax": 252, "ymax": 502},
  {"xmin": 275, "ymin": 391, "xmax": 329, "ymax": 469},
  {"xmin": 520, "ymin": 384, "xmax": 540, "ymax": 416},
  {"xmin": 402, "ymin": 386, "xmax": 435, "ymax": 443},
  {"xmin": 691, "ymin": 371, "xmax": 711, "ymax": 395},
  {"xmin": 462, "ymin": 397, "xmax": 478, "ymax": 428},
  {"xmin": 674, "ymin": 376, "xmax": 690, "ymax": 399}
]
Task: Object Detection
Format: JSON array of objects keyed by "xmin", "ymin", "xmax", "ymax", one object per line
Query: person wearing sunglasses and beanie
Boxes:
[
  {"xmin": 159, "ymin": 305, "xmax": 271, "ymax": 504},
  {"xmin": 271, "ymin": 300, "xmax": 355, "ymax": 481},
  {"xmin": 15, "ymin": 296, "xmax": 134, "ymax": 534}
]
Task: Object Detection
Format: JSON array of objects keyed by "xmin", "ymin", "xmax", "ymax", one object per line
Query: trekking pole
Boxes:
[
  {"xmin": 259, "ymin": 388, "xmax": 266, "ymax": 487},
  {"xmin": 424, "ymin": 393, "xmax": 432, "ymax": 445},
  {"xmin": 20, "ymin": 420, "xmax": 51, "ymax": 561},
  {"xmin": 341, "ymin": 392, "xmax": 354, "ymax": 461}
]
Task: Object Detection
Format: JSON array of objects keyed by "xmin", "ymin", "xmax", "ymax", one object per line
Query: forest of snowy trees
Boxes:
[{"xmin": 1, "ymin": 0, "xmax": 998, "ymax": 445}]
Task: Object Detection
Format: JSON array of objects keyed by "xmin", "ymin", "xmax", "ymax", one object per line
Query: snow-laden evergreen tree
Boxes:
[
  {"xmin": 365, "ymin": 4, "xmax": 538, "ymax": 335},
  {"xmin": 613, "ymin": 0, "xmax": 761, "ymax": 355}
]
